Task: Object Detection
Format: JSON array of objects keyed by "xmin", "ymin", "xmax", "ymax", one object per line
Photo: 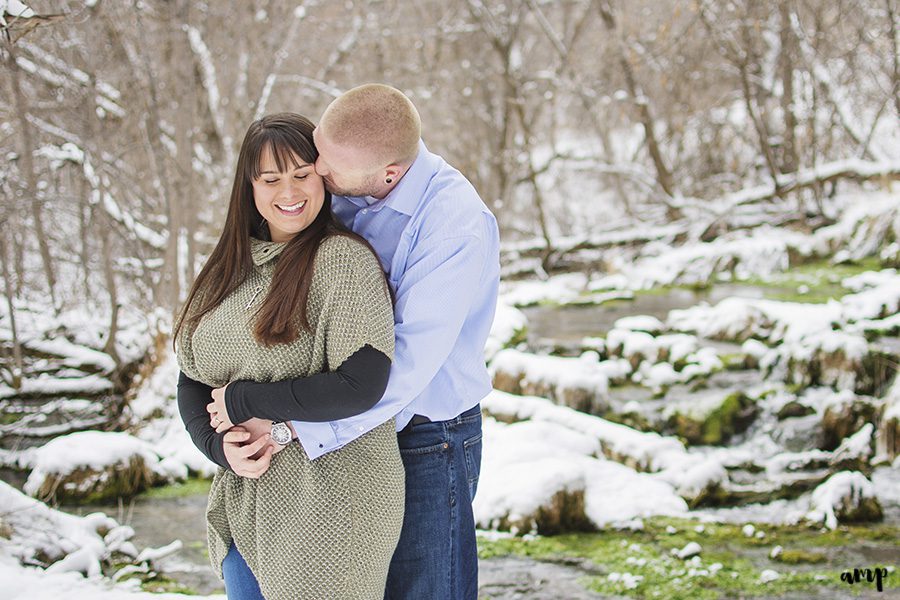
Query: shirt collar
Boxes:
[
  {"xmin": 250, "ymin": 237, "xmax": 288, "ymax": 265},
  {"xmin": 338, "ymin": 140, "xmax": 440, "ymax": 217}
]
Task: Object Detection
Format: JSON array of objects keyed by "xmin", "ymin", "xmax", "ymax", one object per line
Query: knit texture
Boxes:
[{"xmin": 176, "ymin": 235, "xmax": 403, "ymax": 600}]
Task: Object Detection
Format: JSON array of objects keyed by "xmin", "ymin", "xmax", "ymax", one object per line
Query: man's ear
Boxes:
[{"xmin": 384, "ymin": 164, "xmax": 402, "ymax": 184}]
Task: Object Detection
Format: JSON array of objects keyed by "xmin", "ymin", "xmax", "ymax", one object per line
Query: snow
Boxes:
[
  {"xmin": 0, "ymin": 0, "xmax": 34, "ymax": 24},
  {"xmin": 0, "ymin": 556, "xmax": 224, "ymax": 600},
  {"xmin": 482, "ymin": 390, "xmax": 726, "ymax": 498},
  {"xmin": 128, "ymin": 349, "xmax": 220, "ymax": 478},
  {"xmin": 613, "ymin": 315, "xmax": 664, "ymax": 334},
  {"xmin": 489, "ymin": 349, "xmax": 610, "ymax": 400},
  {"xmin": 23, "ymin": 431, "xmax": 184, "ymax": 497},
  {"xmin": 499, "ymin": 272, "xmax": 588, "ymax": 307},
  {"xmin": 484, "ymin": 301, "xmax": 528, "ymax": 361},
  {"xmin": 473, "ymin": 417, "xmax": 688, "ymax": 531},
  {"xmin": 806, "ymin": 471, "xmax": 878, "ymax": 530},
  {"xmin": 831, "ymin": 424, "xmax": 874, "ymax": 464},
  {"xmin": 760, "ymin": 569, "xmax": 780, "ymax": 583},
  {"xmin": 675, "ymin": 542, "xmax": 702, "ymax": 559}
]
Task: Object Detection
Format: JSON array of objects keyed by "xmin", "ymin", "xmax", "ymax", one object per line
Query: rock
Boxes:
[
  {"xmin": 776, "ymin": 400, "xmax": 816, "ymax": 420},
  {"xmin": 613, "ymin": 315, "xmax": 664, "ymax": 335},
  {"xmin": 875, "ymin": 378, "xmax": 900, "ymax": 462},
  {"xmin": 0, "ymin": 516, "xmax": 12, "ymax": 539},
  {"xmin": 829, "ymin": 423, "xmax": 874, "ymax": 472},
  {"xmin": 664, "ymin": 390, "xmax": 758, "ymax": 446},
  {"xmin": 760, "ymin": 569, "xmax": 780, "ymax": 583},
  {"xmin": 489, "ymin": 349, "xmax": 610, "ymax": 415},
  {"xmin": 23, "ymin": 431, "xmax": 182, "ymax": 503},
  {"xmin": 674, "ymin": 542, "xmax": 702, "ymax": 559},
  {"xmin": 806, "ymin": 471, "xmax": 883, "ymax": 530},
  {"xmin": 821, "ymin": 395, "xmax": 879, "ymax": 451}
]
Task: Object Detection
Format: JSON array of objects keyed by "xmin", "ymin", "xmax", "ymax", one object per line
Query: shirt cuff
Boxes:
[{"xmin": 292, "ymin": 420, "xmax": 341, "ymax": 460}]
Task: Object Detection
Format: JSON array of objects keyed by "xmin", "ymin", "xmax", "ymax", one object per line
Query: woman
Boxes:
[{"xmin": 174, "ymin": 113, "xmax": 403, "ymax": 600}]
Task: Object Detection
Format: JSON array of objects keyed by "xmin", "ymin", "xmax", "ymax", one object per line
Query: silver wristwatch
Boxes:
[{"xmin": 271, "ymin": 421, "xmax": 292, "ymax": 445}]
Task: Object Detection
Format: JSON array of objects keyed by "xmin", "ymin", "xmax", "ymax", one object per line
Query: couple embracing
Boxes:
[{"xmin": 173, "ymin": 84, "xmax": 500, "ymax": 600}]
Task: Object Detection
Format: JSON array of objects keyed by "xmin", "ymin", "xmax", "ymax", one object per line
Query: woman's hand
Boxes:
[
  {"xmin": 241, "ymin": 417, "xmax": 287, "ymax": 457},
  {"xmin": 207, "ymin": 384, "xmax": 234, "ymax": 432}
]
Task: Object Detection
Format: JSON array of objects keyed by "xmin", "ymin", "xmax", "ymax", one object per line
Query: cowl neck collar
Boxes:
[{"xmin": 250, "ymin": 237, "xmax": 288, "ymax": 266}]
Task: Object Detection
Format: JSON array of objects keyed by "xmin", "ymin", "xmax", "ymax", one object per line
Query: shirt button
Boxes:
[
  {"xmin": 361, "ymin": 209, "xmax": 368, "ymax": 214},
  {"xmin": 319, "ymin": 444, "xmax": 324, "ymax": 448},
  {"xmin": 357, "ymin": 426, "xmax": 364, "ymax": 432}
]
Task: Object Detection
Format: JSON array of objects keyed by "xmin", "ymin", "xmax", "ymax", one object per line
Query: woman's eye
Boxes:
[
  {"xmin": 263, "ymin": 179, "xmax": 278, "ymax": 184},
  {"xmin": 295, "ymin": 174, "xmax": 308, "ymax": 180}
]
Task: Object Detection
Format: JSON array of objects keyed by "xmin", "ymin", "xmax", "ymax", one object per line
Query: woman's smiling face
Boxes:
[{"xmin": 252, "ymin": 147, "xmax": 325, "ymax": 243}]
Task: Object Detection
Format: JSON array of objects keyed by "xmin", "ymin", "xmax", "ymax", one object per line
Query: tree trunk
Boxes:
[
  {"xmin": 596, "ymin": 0, "xmax": 679, "ymax": 218},
  {"xmin": 3, "ymin": 39, "xmax": 58, "ymax": 310},
  {"xmin": 779, "ymin": 1, "xmax": 799, "ymax": 175},
  {"xmin": 0, "ymin": 226, "xmax": 24, "ymax": 390}
]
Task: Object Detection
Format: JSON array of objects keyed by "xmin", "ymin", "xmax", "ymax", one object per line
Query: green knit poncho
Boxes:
[{"xmin": 176, "ymin": 235, "xmax": 403, "ymax": 600}]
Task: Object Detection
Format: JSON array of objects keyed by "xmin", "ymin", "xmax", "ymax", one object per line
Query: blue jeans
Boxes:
[
  {"xmin": 385, "ymin": 404, "xmax": 483, "ymax": 600},
  {"xmin": 222, "ymin": 543, "xmax": 264, "ymax": 600}
]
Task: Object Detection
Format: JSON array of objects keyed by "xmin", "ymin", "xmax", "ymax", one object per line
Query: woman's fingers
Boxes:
[
  {"xmin": 240, "ymin": 433, "xmax": 271, "ymax": 458},
  {"xmin": 223, "ymin": 429, "xmax": 251, "ymax": 443}
]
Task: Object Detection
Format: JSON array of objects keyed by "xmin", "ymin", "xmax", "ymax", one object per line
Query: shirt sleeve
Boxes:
[
  {"xmin": 176, "ymin": 371, "xmax": 231, "ymax": 471},
  {"xmin": 223, "ymin": 344, "xmax": 390, "ymax": 424}
]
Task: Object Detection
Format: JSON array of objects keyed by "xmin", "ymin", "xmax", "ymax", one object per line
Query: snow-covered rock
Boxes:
[
  {"xmin": 473, "ymin": 417, "xmax": 688, "ymax": 533},
  {"xmin": 875, "ymin": 378, "xmax": 900, "ymax": 462},
  {"xmin": 127, "ymin": 348, "xmax": 219, "ymax": 478},
  {"xmin": 489, "ymin": 349, "xmax": 611, "ymax": 414},
  {"xmin": 663, "ymin": 390, "xmax": 758, "ymax": 446},
  {"xmin": 23, "ymin": 431, "xmax": 185, "ymax": 503},
  {"xmin": 482, "ymin": 390, "xmax": 726, "ymax": 506},
  {"xmin": 805, "ymin": 471, "xmax": 883, "ymax": 530}
]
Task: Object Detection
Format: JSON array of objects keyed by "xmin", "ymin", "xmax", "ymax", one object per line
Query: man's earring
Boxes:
[{"xmin": 385, "ymin": 178, "xmax": 393, "ymax": 184}]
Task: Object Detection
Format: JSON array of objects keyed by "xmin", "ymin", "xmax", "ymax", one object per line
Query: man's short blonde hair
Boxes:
[{"xmin": 320, "ymin": 84, "xmax": 422, "ymax": 168}]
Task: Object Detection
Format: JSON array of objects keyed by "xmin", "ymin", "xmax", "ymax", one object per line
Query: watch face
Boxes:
[{"xmin": 271, "ymin": 422, "xmax": 291, "ymax": 445}]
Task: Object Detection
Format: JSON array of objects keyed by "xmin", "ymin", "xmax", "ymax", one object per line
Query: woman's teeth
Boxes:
[{"xmin": 276, "ymin": 200, "xmax": 307, "ymax": 214}]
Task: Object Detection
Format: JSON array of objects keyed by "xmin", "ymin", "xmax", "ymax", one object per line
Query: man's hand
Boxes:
[
  {"xmin": 222, "ymin": 426, "xmax": 274, "ymax": 478},
  {"xmin": 208, "ymin": 384, "xmax": 234, "ymax": 433}
]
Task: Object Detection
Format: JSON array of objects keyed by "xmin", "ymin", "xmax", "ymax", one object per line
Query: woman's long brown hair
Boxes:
[{"xmin": 173, "ymin": 113, "xmax": 372, "ymax": 347}]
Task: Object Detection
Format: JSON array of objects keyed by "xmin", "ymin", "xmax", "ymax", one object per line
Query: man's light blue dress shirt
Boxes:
[{"xmin": 292, "ymin": 140, "xmax": 500, "ymax": 460}]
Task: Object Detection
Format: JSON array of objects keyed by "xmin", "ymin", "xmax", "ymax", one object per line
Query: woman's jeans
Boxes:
[
  {"xmin": 385, "ymin": 404, "xmax": 483, "ymax": 600},
  {"xmin": 222, "ymin": 543, "xmax": 264, "ymax": 600}
]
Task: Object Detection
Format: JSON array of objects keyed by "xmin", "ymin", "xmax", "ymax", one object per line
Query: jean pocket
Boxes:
[
  {"xmin": 398, "ymin": 440, "xmax": 450, "ymax": 456},
  {"xmin": 463, "ymin": 432, "xmax": 483, "ymax": 500}
]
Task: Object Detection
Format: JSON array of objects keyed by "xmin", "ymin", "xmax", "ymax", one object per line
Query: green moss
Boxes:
[
  {"xmin": 0, "ymin": 411, "xmax": 25, "ymax": 425},
  {"xmin": 508, "ymin": 326, "xmax": 528, "ymax": 347},
  {"xmin": 736, "ymin": 256, "xmax": 883, "ymax": 304},
  {"xmin": 140, "ymin": 577, "xmax": 198, "ymax": 595},
  {"xmin": 773, "ymin": 549, "xmax": 827, "ymax": 564},
  {"xmin": 137, "ymin": 477, "xmax": 211, "ymax": 500},
  {"xmin": 667, "ymin": 392, "xmax": 757, "ymax": 446},
  {"xmin": 477, "ymin": 517, "xmax": 899, "ymax": 599}
]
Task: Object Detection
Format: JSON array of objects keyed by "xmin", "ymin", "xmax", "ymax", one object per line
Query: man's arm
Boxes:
[
  {"xmin": 292, "ymin": 226, "xmax": 496, "ymax": 457},
  {"xmin": 221, "ymin": 344, "xmax": 390, "ymax": 424}
]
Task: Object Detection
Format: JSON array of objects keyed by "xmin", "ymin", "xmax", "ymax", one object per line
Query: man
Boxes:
[
  {"xmin": 211, "ymin": 84, "xmax": 500, "ymax": 599},
  {"xmin": 308, "ymin": 83, "xmax": 499, "ymax": 599}
]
